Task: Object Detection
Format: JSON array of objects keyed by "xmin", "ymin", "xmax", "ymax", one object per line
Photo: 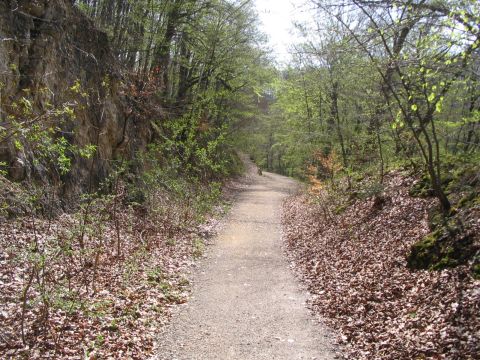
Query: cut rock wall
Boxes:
[{"xmin": 0, "ymin": 0, "xmax": 152, "ymax": 202}]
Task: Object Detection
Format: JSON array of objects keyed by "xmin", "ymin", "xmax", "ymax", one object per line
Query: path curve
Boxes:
[{"xmin": 155, "ymin": 170, "xmax": 337, "ymax": 360}]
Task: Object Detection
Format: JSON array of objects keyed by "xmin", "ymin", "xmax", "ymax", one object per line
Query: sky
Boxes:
[{"xmin": 254, "ymin": 0, "xmax": 313, "ymax": 65}]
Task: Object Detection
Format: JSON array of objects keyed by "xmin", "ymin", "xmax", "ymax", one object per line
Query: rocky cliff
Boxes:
[{"xmin": 0, "ymin": 0, "xmax": 152, "ymax": 202}]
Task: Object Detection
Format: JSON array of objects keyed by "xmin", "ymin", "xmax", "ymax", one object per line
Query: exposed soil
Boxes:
[{"xmin": 153, "ymin": 168, "xmax": 338, "ymax": 360}]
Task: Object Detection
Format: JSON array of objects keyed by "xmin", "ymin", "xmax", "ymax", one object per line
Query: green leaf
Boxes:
[
  {"xmin": 435, "ymin": 98, "xmax": 444, "ymax": 113},
  {"xmin": 70, "ymin": 80, "xmax": 81, "ymax": 93},
  {"xmin": 14, "ymin": 139, "xmax": 23, "ymax": 150}
]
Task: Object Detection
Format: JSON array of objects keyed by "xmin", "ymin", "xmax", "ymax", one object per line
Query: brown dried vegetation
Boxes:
[
  {"xmin": 0, "ymin": 178, "xmax": 243, "ymax": 359},
  {"xmin": 283, "ymin": 172, "xmax": 479, "ymax": 359}
]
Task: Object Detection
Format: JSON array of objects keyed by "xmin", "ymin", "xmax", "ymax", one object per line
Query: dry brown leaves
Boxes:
[
  {"xmin": 282, "ymin": 172, "xmax": 479, "ymax": 359},
  {"xmin": 0, "ymin": 187, "xmax": 238, "ymax": 359}
]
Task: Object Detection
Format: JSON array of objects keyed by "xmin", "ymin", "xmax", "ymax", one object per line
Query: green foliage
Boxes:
[
  {"xmin": 157, "ymin": 108, "xmax": 233, "ymax": 181},
  {"xmin": 232, "ymin": 0, "xmax": 480, "ymax": 275},
  {"xmin": 0, "ymin": 162, "xmax": 7, "ymax": 177},
  {"xmin": 240, "ymin": 1, "xmax": 480, "ymax": 208},
  {"xmin": 75, "ymin": 0, "xmax": 268, "ymax": 187},
  {"xmin": 146, "ymin": 266, "xmax": 164, "ymax": 284},
  {"xmin": 192, "ymin": 238, "xmax": 205, "ymax": 259},
  {"xmin": 1, "ymin": 81, "xmax": 98, "ymax": 186}
]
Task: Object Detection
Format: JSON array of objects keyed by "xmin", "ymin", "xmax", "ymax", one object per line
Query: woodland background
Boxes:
[{"xmin": 0, "ymin": 0, "xmax": 479, "ymax": 358}]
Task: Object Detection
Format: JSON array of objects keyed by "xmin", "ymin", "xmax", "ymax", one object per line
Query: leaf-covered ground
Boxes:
[
  {"xmin": 0, "ymin": 177, "xmax": 249, "ymax": 359},
  {"xmin": 282, "ymin": 173, "xmax": 479, "ymax": 359},
  {"xmin": 0, "ymin": 217, "xmax": 207, "ymax": 359}
]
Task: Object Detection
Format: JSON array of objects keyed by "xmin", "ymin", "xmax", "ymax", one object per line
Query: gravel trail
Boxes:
[{"xmin": 155, "ymin": 170, "xmax": 337, "ymax": 360}]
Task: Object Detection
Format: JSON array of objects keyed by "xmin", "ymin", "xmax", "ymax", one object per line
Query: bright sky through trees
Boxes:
[{"xmin": 254, "ymin": 0, "xmax": 310, "ymax": 64}]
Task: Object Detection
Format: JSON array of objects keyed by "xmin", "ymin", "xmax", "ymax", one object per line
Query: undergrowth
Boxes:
[
  {"xmin": 304, "ymin": 151, "xmax": 479, "ymax": 277},
  {"xmin": 0, "ymin": 145, "xmax": 239, "ymax": 358},
  {"xmin": 406, "ymin": 155, "xmax": 480, "ymax": 275}
]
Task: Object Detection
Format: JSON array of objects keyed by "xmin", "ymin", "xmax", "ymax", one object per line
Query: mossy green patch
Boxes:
[
  {"xmin": 457, "ymin": 191, "xmax": 479, "ymax": 209},
  {"xmin": 334, "ymin": 203, "xmax": 349, "ymax": 215},
  {"xmin": 472, "ymin": 264, "xmax": 480, "ymax": 280},
  {"xmin": 446, "ymin": 162, "xmax": 479, "ymax": 194},
  {"xmin": 407, "ymin": 225, "xmax": 474, "ymax": 271},
  {"xmin": 408, "ymin": 157, "xmax": 479, "ymax": 276},
  {"xmin": 427, "ymin": 208, "xmax": 445, "ymax": 231},
  {"xmin": 407, "ymin": 230, "xmax": 441, "ymax": 269},
  {"xmin": 409, "ymin": 175, "xmax": 434, "ymax": 198},
  {"xmin": 410, "ymin": 155, "xmax": 479, "ymax": 200}
]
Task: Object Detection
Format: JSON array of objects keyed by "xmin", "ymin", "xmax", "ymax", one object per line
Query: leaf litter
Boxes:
[
  {"xmin": 282, "ymin": 172, "xmax": 479, "ymax": 359},
  {"xmin": 0, "ymin": 175, "xmax": 249, "ymax": 359}
]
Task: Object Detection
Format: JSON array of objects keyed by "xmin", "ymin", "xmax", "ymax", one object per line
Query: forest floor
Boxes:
[
  {"xmin": 283, "ymin": 173, "xmax": 479, "ymax": 359},
  {"xmin": 0, "ymin": 162, "xmax": 251, "ymax": 359},
  {"xmin": 152, "ymin": 162, "xmax": 339, "ymax": 360}
]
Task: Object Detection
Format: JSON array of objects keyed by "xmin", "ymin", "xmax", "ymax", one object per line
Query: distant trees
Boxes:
[
  {"xmin": 332, "ymin": 0, "xmax": 480, "ymax": 212},
  {"xmin": 245, "ymin": 0, "xmax": 480, "ymax": 214},
  {"xmin": 75, "ymin": 0, "xmax": 264, "ymax": 108}
]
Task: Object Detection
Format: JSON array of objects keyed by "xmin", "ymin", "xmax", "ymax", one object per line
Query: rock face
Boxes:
[{"xmin": 0, "ymin": 0, "xmax": 152, "ymax": 202}]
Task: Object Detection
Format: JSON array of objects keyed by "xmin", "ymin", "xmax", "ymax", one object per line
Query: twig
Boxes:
[{"xmin": 21, "ymin": 267, "xmax": 35, "ymax": 345}]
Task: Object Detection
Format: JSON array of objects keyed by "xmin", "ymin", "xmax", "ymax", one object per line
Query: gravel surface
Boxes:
[{"xmin": 153, "ymin": 170, "xmax": 338, "ymax": 360}]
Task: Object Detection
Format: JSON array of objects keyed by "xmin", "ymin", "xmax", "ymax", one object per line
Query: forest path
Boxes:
[{"xmin": 155, "ymin": 166, "xmax": 337, "ymax": 360}]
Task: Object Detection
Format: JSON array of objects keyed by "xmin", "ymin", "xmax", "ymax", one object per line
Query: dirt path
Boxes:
[{"xmin": 154, "ymin": 170, "xmax": 338, "ymax": 360}]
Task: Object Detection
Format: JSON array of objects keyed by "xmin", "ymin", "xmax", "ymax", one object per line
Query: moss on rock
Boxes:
[
  {"xmin": 408, "ymin": 159, "xmax": 479, "ymax": 276},
  {"xmin": 472, "ymin": 264, "xmax": 480, "ymax": 280},
  {"xmin": 407, "ymin": 224, "xmax": 474, "ymax": 271}
]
